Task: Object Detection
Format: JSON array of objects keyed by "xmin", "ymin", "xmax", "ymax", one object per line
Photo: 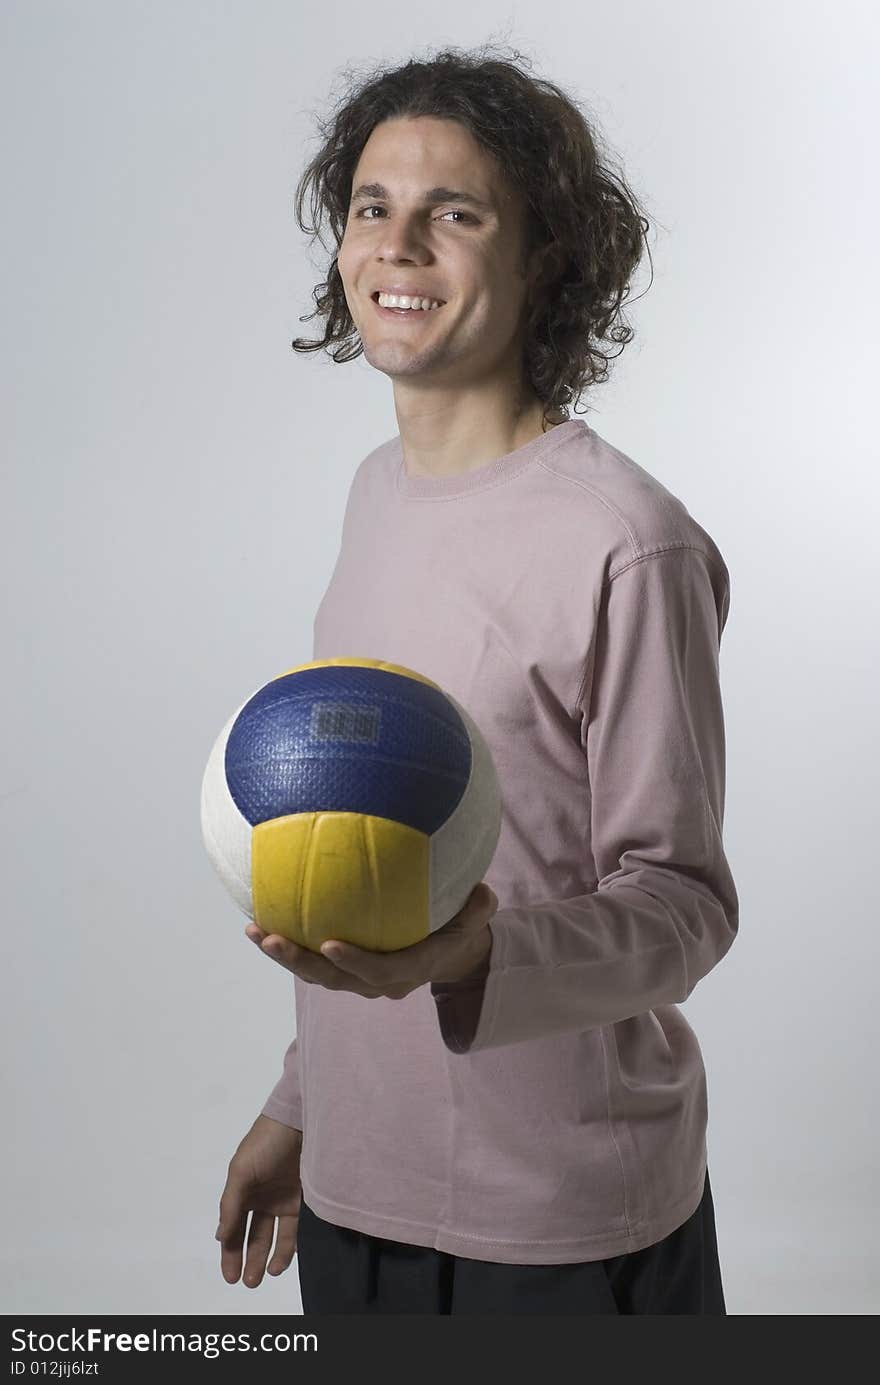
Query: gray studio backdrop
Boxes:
[{"xmin": 3, "ymin": 0, "xmax": 878, "ymax": 1316}]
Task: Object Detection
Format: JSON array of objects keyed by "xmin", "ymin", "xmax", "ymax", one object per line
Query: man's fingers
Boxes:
[
  {"xmin": 246, "ymin": 926, "xmax": 389, "ymax": 995},
  {"xmin": 241, "ymin": 1210, "xmax": 277, "ymax": 1288},
  {"xmin": 267, "ymin": 1212, "xmax": 300, "ymax": 1276},
  {"xmin": 217, "ymin": 1204, "xmax": 249, "ymax": 1283}
]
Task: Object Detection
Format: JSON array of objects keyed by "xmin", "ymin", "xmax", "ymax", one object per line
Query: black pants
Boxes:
[{"xmin": 296, "ymin": 1167, "xmax": 726, "ymax": 1314}]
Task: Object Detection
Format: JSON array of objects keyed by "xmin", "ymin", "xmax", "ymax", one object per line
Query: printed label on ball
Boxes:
[{"xmin": 310, "ymin": 702, "xmax": 381, "ymax": 744}]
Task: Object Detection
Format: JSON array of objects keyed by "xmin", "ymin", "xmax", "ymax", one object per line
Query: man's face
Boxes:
[{"xmin": 337, "ymin": 115, "xmax": 538, "ymax": 394}]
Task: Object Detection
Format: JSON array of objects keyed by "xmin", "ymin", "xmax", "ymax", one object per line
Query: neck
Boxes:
[{"xmin": 395, "ymin": 390, "xmax": 561, "ymax": 480}]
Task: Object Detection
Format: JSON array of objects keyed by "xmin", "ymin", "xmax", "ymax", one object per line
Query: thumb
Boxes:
[
  {"xmin": 460, "ymin": 882, "xmax": 497, "ymax": 927},
  {"xmin": 475, "ymin": 882, "xmax": 498, "ymax": 913}
]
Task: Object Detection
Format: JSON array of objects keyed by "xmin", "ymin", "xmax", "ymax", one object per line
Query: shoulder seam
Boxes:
[
  {"xmin": 534, "ymin": 455, "xmax": 641, "ymax": 552},
  {"xmin": 536, "ymin": 454, "xmax": 724, "ymax": 587},
  {"xmin": 608, "ymin": 543, "xmax": 718, "ymax": 582}
]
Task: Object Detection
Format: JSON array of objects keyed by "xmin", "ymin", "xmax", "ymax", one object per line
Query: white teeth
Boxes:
[{"xmin": 377, "ymin": 293, "xmax": 442, "ymax": 311}]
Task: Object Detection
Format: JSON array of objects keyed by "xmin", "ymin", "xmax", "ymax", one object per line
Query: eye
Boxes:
[{"xmin": 354, "ymin": 206, "xmax": 475, "ymax": 224}]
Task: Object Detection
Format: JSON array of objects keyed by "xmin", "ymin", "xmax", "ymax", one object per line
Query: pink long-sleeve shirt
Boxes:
[{"xmin": 261, "ymin": 417, "xmax": 738, "ymax": 1265}]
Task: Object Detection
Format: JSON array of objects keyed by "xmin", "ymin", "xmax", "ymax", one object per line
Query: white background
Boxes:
[{"xmin": 3, "ymin": 0, "xmax": 877, "ymax": 1315}]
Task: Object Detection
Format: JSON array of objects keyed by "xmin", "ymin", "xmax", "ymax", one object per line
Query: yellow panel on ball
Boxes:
[
  {"xmin": 251, "ymin": 811, "xmax": 431, "ymax": 953},
  {"xmin": 271, "ymin": 655, "xmax": 441, "ymax": 693}
]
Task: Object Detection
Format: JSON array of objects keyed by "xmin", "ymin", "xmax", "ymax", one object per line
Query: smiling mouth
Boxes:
[{"xmin": 370, "ymin": 292, "xmax": 446, "ymax": 318}]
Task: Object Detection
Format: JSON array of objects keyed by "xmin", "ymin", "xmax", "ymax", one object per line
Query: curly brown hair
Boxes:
[{"xmin": 291, "ymin": 40, "xmax": 654, "ymax": 431}]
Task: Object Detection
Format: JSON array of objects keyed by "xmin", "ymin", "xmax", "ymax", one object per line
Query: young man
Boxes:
[{"xmin": 215, "ymin": 53, "xmax": 737, "ymax": 1315}]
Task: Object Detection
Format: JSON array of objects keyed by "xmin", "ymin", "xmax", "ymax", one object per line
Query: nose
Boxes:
[{"xmin": 375, "ymin": 217, "xmax": 432, "ymax": 264}]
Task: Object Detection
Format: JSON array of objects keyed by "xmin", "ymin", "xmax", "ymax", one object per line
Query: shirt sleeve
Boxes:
[
  {"xmin": 430, "ymin": 546, "xmax": 739, "ymax": 1054},
  {"xmin": 260, "ymin": 1034, "xmax": 304, "ymax": 1130}
]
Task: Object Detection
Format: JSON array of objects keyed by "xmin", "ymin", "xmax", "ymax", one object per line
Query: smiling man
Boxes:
[
  {"xmin": 214, "ymin": 45, "xmax": 738, "ymax": 1317},
  {"xmin": 336, "ymin": 114, "xmax": 565, "ymax": 478}
]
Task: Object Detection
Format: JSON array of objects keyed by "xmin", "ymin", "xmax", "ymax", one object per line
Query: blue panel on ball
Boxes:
[{"xmin": 225, "ymin": 665, "xmax": 472, "ymax": 833}]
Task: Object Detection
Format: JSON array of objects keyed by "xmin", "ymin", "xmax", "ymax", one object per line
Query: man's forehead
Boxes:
[{"xmin": 356, "ymin": 121, "xmax": 513, "ymax": 206}]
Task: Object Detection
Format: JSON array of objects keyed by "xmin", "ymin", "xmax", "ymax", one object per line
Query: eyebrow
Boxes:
[{"xmin": 350, "ymin": 182, "xmax": 495, "ymax": 212}]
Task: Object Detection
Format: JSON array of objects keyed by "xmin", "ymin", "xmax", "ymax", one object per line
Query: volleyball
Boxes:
[{"xmin": 200, "ymin": 657, "xmax": 502, "ymax": 954}]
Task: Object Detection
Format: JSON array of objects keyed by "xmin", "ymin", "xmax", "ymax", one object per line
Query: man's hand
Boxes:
[
  {"xmin": 244, "ymin": 882, "xmax": 498, "ymax": 1000},
  {"xmin": 215, "ymin": 1115, "xmax": 303, "ymax": 1288}
]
